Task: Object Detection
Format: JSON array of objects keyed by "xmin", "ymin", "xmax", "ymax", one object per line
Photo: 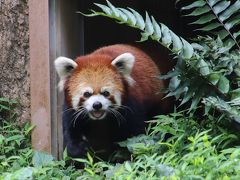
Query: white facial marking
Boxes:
[
  {"xmin": 84, "ymin": 94, "xmax": 111, "ymax": 111},
  {"xmin": 72, "ymin": 86, "xmax": 93, "ymax": 110},
  {"xmin": 114, "ymin": 90, "xmax": 121, "ymax": 106},
  {"xmin": 101, "ymin": 86, "xmax": 112, "ymax": 94}
]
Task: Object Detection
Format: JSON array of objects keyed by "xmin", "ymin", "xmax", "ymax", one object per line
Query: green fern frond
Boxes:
[
  {"xmin": 178, "ymin": 0, "xmax": 240, "ymax": 50},
  {"xmin": 89, "ymin": 0, "xmax": 194, "ymax": 60},
  {"xmin": 84, "ymin": 1, "xmax": 240, "ymax": 121},
  {"xmin": 203, "ymin": 96, "xmax": 240, "ymax": 123}
]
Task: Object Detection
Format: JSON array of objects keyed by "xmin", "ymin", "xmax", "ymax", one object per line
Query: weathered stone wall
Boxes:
[{"xmin": 0, "ymin": 0, "xmax": 30, "ymax": 123}]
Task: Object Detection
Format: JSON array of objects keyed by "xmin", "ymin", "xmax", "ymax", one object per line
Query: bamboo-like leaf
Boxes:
[
  {"xmin": 190, "ymin": 14, "xmax": 216, "ymax": 25},
  {"xmin": 197, "ymin": 22, "xmax": 221, "ymax": 31},
  {"xmin": 128, "ymin": 8, "xmax": 145, "ymax": 30},
  {"xmin": 181, "ymin": 0, "xmax": 206, "ymax": 10},
  {"xmin": 185, "ymin": 6, "xmax": 211, "ymax": 16},
  {"xmin": 213, "ymin": 1, "xmax": 231, "ymax": 15},
  {"xmin": 119, "ymin": 8, "xmax": 136, "ymax": 26},
  {"xmin": 160, "ymin": 23, "xmax": 172, "ymax": 47},
  {"xmin": 219, "ymin": 0, "xmax": 240, "ymax": 22}
]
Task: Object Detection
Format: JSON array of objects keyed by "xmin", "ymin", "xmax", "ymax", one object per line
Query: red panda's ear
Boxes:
[
  {"xmin": 54, "ymin": 56, "xmax": 78, "ymax": 91},
  {"xmin": 111, "ymin": 53, "xmax": 135, "ymax": 86}
]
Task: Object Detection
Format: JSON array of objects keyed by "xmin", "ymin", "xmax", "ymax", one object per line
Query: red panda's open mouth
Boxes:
[{"xmin": 89, "ymin": 110, "xmax": 106, "ymax": 120}]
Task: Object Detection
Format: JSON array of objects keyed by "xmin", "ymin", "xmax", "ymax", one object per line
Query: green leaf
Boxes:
[
  {"xmin": 197, "ymin": 59, "xmax": 210, "ymax": 76},
  {"xmin": 170, "ymin": 31, "xmax": 183, "ymax": 52},
  {"xmin": 169, "ymin": 76, "xmax": 181, "ymax": 91},
  {"xmin": 32, "ymin": 151, "xmax": 54, "ymax": 167},
  {"xmin": 145, "ymin": 12, "xmax": 154, "ymax": 35},
  {"xmin": 219, "ymin": 0, "xmax": 240, "ymax": 21},
  {"xmin": 217, "ymin": 76, "xmax": 230, "ymax": 94},
  {"xmin": 233, "ymin": 31, "xmax": 240, "ymax": 39},
  {"xmin": 179, "ymin": 90, "xmax": 194, "ymax": 106},
  {"xmin": 160, "ymin": 23, "xmax": 172, "ymax": 46},
  {"xmin": 119, "ymin": 8, "xmax": 136, "ymax": 26},
  {"xmin": 185, "ymin": 6, "xmax": 210, "ymax": 16},
  {"xmin": 94, "ymin": 3, "xmax": 112, "ymax": 15},
  {"xmin": 181, "ymin": 0, "xmax": 206, "ymax": 10},
  {"xmin": 223, "ymin": 38, "xmax": 235, "ymax": 48},
  {"xmin": 215, "ymin": 30, "xmax": 229, "ymax": 40},
  {"xmin": 180, "ymin": 38, "xmax": 194, "ymax": 59},
  {"xmin": 13, "ymin": 167, "xmax": 33, "ymax": 180},
  {"xmin": 151, "ymin": 16, "xmax": 161, "ymax": 40},
  {"xmin": 189, "ymin": 94, "xmax": 202, "ymax": 112},
  {"xmin": 208, "ymin": 73, "xmax": 220, "ymax": 85},
  {"xmin": 106, "ymin": 0, "xmax": 120, "ymax": 18},
  {"xmin": 125, "ymin": 161, "xmax": 132, "ymax": 172},
  {"xmin": 128, "ymin": 8, "xmax": 145, "ymax": 30},
  {"xmin": 190, "ymin": 14, "xmax": 216, "ymax": 25},
  {"xmin": 197, "ymin": 22, "xmax": 221, "ymax": 31},
  {"xmin": 208, "ymin": 0, "xmax": 221, "ymax": 6},
  {"xmin": 225, "ymin": 15, "xmax": 240, "ymax": 30},
  {"xmin": 213, "ymin": 1, "xmax": 231, "ymax": 14}
]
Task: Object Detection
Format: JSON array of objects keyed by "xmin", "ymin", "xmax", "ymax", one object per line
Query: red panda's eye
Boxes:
[
  {"xmin": 83, "ymin": 92, "xmax": 92, "ymax": 98},
  {"xmin": 102, "ymin": 91, "xmax": 110, "ymax": 97}
]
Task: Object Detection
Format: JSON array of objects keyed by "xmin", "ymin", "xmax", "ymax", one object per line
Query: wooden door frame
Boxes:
[{"xmin": 29, "ymin": 0, "xmax": 84, "ymax": 159}]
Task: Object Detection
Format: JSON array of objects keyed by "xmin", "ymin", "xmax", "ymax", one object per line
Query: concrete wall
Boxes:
[{"xmin": 0, "ymin": 0, "xmax": 30, "ymax": 123}]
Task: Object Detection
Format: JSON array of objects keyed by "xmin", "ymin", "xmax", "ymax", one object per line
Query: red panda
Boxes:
[{"xmin": 55, "ymin": 44, "xmax": 170, "ymax": 162}]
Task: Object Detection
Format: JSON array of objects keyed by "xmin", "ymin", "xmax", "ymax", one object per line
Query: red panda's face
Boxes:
[{"xmin": 55, "ymin": 53, "xmax": 135, "ymax": 120}]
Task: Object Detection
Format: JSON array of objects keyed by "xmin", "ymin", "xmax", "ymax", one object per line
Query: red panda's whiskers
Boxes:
[
  {"xmin": 112, "ymin": 104, "xmax": 134, "ymax": 114},
  {"xmin": 62, "ymin": 107, "xmax": 76, "ymax": 114},
  {"xmin": 108, "ymin": 108, "xmax": 126, "ymax": 126},
  {"xmin": 72, "ymin": 108, "xmax": 87, "ymax": 127}
]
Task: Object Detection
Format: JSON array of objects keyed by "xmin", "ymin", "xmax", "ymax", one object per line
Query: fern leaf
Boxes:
[
  {"xmin": 128, "ymin": 8, "xmax": 145, "ymax": 30},
  {"xmin": 181, "ymin": 0, "xmax": 206, "ymax": 10},
  {"xmin": 184, "ymin": 5, "xmax": 211, "ymax": 16},
  {"xmin": 190, "ymin": 14, "xmax": 216, "ymax": 25},
  {"xmin": 197, "ymin": 22, "xmax": 221, "ymax": 31},
  {"xmin": 219, "ymin": 0, "xmax": 240, "ymax": 21},
  {"xmin": 178, "ymin": 0, "xmax": 240, "ymax": 50},
  {"xmin": 84, "ymin": 1, "xmax": 240, "ymax": 113},
  {"xmin": 212, "ymin": 1, "xmax": 231, "ymax": 15}
]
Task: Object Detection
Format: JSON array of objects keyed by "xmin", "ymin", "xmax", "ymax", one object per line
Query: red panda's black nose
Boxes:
[{"xmin": 93, "ymin": 101, "xmax": 102, "ymax": 110}]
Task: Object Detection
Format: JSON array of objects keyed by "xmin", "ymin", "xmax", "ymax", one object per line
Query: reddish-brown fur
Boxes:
[{"xmin": 65, "ymin": 44, "xmax": 169, "ymax": 113}]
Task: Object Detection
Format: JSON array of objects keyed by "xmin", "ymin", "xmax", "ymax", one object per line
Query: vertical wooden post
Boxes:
[
  {"xmin": 29, "ymin": 0, "xmax": 51, "ymax": 153},
  {"xmin": 29, "ymin": 0, "xmax": 84, "ymax": 158}
]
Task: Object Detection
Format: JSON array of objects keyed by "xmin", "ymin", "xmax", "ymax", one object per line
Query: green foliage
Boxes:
[
  {"xmin": 85, "ymin": 0, "xmax": 240, "ymax": 125},
  {"xmin": 178, "ymin": 0, "xmax": 240, "ymax": 49},
  {"xmin": 0, "ymin": 120, "xmax": 82, "ymax": 179},
  {"xmin": 2, "ymin": 113, "xmax": 240, "ymax": 179}
]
